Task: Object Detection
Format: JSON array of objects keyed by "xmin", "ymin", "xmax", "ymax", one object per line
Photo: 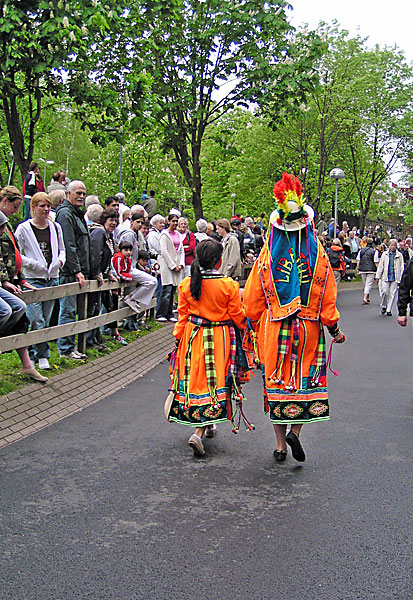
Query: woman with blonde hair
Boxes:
[
  {"xmin": 177, "ymin": 216, "xmax": 196, "ymax": 278},
  {"xmin": 15, "ymin": 192, "xmax": 66, "ymax": 369}
]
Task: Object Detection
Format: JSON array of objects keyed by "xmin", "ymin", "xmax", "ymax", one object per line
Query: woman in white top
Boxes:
[
  {"xmin": 156, "ymin": 213, "xmax": 185, "ymax": 322},
  {"xmin": 15, "ymin": 192, "xmax": 66, "ymax": 369}
]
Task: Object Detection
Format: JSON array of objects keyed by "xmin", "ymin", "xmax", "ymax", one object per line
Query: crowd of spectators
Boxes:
[
  {"xmin": 316, "ymin": 216, "xmax": 413, "ymax": 312},
  {"xmin": 1, "ymin": 173, "xmax": 412, "ymax": 385}
]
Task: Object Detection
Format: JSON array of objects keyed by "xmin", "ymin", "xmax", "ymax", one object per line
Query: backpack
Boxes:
[{"xmin": 329, "ymin": 249, "xmax": 341, "ymax": 269}]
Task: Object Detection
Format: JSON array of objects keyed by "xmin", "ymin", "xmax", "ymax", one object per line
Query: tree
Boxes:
[
  {"xmin": 0, "ymin": 1, "xmax": 123, "ymax": 181},
  {"xmin": 119, "ymin": 0, "xmax": 324, "ymax": 219},
  {"xmin": 338, "ymin": 46, "xmax": 413, "ymax": 232},
  {"xmin": 263, "ymin": 25, "xmax": 413, "ymax": 229},
  {"xmin": 81, "ymin": 125, "xmax": 189, "ymax": 209}
]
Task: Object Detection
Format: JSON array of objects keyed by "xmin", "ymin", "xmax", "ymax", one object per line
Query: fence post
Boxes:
[{"xmin": 77, "ymin": 291, "xmax": 88, "ymax": 354}]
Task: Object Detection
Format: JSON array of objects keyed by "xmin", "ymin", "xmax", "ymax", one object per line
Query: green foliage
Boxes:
[
  {"xmin": 81, "ymin": 126, "xmax": 191, "ymax": 214},
  {"xmin": 0, "ymin": 1, "xmax": 146, "ymax": 179},
  {"xmin": 263, "ymin": 24, "xmax": 413, "ymax": 227},
  {"xmin": 116, "ymin": 0, "xmax": 324, "ymax": 218}
]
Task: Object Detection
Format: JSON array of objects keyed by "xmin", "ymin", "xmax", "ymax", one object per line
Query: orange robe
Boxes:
[
  {"xmin": 169, "ymin": 274, "xmax": 246, "ymax": 427},
  {"xmin": 243, "ymin": 239, "xmax": 340, "ymax": 424}
]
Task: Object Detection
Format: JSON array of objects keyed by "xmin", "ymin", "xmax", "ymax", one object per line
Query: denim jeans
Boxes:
[
  {"xmin": 23, "ymin": 196, "xmax": 31, "ymax": 220},
  {"xmin": 156, "ymin": 284, "xmax": 176, "ymax": 319},
  {"xmin": 57, "ymin": 273, "xmax": 94, "ymax": 355},
  {"xmin": 26, "ymin": 278, "xmax": 58, "ymax": 360},
  {"xmin": 154, "ymin": 273, "xmax": 162, "ymax": 304},
  {"xmin": 0, "ymin": 287, "xmax": 26, "ymax": 335}
]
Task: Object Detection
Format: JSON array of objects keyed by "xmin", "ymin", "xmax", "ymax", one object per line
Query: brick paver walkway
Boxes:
[{"xmin": 0, "ymin": 323, "xmax": 174, "ymax": 449}]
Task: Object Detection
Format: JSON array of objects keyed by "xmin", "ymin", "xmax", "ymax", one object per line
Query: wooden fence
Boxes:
[
  {"xmin": 0, "ymin": 280, "xmax": 156, "ymax": 355},
  {"xmin": 0, "ymin": 263, "xmax": 258, "ymax": 355}
]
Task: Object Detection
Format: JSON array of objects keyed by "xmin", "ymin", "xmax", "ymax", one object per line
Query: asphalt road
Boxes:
[{"xmin": 0, "ymin": 289, "xmax": 411, "ymax": 600}]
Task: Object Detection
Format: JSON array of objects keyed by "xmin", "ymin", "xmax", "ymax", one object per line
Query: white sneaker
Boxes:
[
  {"xmin": 188, "ymin": 434, "xmax": 205, "ymax": 457},
  {"xmin": 38, "ymin": 358, "xmax": 50, "ymax": 370},
  {"xmin": 156, "ymin": 316, "xmax": 168, "ymax": 322},
  {"xmin": 67, "ymin": 350, "xmax": 87, "ymax": 360},
  {"xmin": 168, "ymin": 317, "xmax": 178, "ymax": 323},
  {"xmin": 124, "ymin": 296, "xmax": 141, "ymax": 313},
  {"xmin": 205, "ymin": 424, "xmax": 217, "ymax": 438}
]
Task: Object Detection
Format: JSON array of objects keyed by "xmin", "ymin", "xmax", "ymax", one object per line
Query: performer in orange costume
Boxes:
[
  {"xmin": 243, "ymin": 172, "xmax": 345, "ymax": 463},
  {"xmin": 167, "ymin": 239, "xmax": 248, "ymax": 457}
]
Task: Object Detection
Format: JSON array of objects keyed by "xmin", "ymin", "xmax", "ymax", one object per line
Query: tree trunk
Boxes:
[
  {"xmin": 191, "ymin": 146, "xmax": 203, "ymax": 220},
  {"xmin": 2, "ymin": 95, "xmax": 30, "ymax": 183},
  {"xmin": 359, "ymin": 214, "xmax": 365, "ymax": 235}
]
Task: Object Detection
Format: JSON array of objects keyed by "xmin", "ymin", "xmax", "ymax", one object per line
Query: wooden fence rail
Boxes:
[
  {"xmin": 0, "ymin": 263, "xmax": 256, "ymax": 355},
  {"xmin": 0, "ymin": 280, "xmax": 156, "ymax": 354}
]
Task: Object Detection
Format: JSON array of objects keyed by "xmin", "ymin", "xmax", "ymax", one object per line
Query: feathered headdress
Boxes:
[{"xmin": 273, "ymin": 172, "xmax": 306, "ymax": 226}]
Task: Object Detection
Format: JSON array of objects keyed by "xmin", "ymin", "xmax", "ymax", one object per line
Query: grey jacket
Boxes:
[{"xmin": 220, "ymin": 233, "xmax": 242, "ymax": 279}]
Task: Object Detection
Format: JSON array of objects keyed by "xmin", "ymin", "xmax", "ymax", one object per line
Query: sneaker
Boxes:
[
  {"xmin": 386, "ymin": 311, "xmax": 392, "ymax": 316},
  {"xmin": 67, "ymin": 350, "xmax": 87, "ymax": 360},
  {"xmin": 124, "ymin": 296, "xmax": 141, "ymax": 313},
  {"xmin": 188, "ymin": 434, "xmax": 205, "ymax": 457},
  {"xmin": 156, "ymin": 316, "xmax": 168, "ymax": 322},
  {"xmin": 112, "ymin": 333, "xmax": 128, "ymax": 346},
  {"xmin": 168, "ymin": 317, "xmax": 178, "ymax": 323},
  {"xmin": 381, "ymin": 307, "xmax": 387, "ymax": 315},
  {"xmin": 205, "ymin": 424, "xmax": 217, "ymax": 438},
  {"xmin": 38, "ymin": 358, "xmax": 50, "ymax": 370}
]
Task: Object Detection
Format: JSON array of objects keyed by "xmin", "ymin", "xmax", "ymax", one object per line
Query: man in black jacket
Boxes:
[
  {"xmin": 398, "ymin": 258, "xmax": 413, "ymax": 327},
  {"xmin": 55, "ymin": 180, "xmax": 94, "ymax": 358}
]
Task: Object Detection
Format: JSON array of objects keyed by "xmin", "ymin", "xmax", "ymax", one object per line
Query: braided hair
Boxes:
[{"xmin": 190, "ymin": 239, "xmax": 223, "ymax": 301}]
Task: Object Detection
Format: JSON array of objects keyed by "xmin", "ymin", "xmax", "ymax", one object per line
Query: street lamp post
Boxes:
[
  {"xmin": 7, "ymin": 151, "xmax": 14, "ymax": 186},
  {"xmin": 231, "ymin": 193, "xmax": 236, "ymax": 216},
  {"xmin": 119, "ymin": 142, "xmax": 123, "ymax": 193},
  {"xmin": 38, "ymin": 158, "xmax": 54, "ymax": 185},
  {"xmin": 329, "ymin": 168, "xmax": 345, "ymax": 236}
]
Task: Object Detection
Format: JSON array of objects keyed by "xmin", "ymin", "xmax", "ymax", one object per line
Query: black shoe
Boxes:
[
  {"xmin": 381, "ymin": 307, "xmax": 387, "ymax": 315},
  {"xmin": 285, "ymin": 430, "xmax": 306, "ymax": 462},
  {"xmin": 386, "ymin": 312, "xmax": 392, "ymax": 316},
  {"xmin": 273, "ymin": 449, "xmax": 287, "ymax": 462}
]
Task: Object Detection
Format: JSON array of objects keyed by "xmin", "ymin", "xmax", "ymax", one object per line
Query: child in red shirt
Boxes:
[{"xmin": 111, "ymin": 241, "xmax": 133, "ymax": 281}]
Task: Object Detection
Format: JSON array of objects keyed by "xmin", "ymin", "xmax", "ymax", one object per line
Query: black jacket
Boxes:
[
  {"xmin": 89, "ymin": 224, "xmax": 113, "ymax": 278},
  {"xmin": 56, "ymin": 200, "xmax": 92, "ymax": 277},
  {"xmin": 358, "ymin": 245, "xmax": 376, "ymax": 272},
  {"xmin": 398, "ymin": 258, "xmax": 413, "ymax": 317}
]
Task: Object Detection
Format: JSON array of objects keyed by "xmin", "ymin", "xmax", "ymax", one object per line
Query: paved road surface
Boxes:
[{"xmin": 0, "ymin": 289, "xmax": 411, "ymax": 600}]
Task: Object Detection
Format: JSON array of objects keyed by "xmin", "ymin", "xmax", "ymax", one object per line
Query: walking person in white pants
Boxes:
[
  {"xmin": 376, "ymin": 239, "xmax": 404, "ymax": 316},
  {"xmin": 356, "ymin": 237, "xmax": 377, "ymax": 305}
]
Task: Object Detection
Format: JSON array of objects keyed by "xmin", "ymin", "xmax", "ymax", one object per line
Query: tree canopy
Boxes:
[
  {"xmin": 112, "ymin": 0, "xmax": 324, "ymax": 218},
  {"xmin": 0, "ymin": 0, "xmax": 128, "ymax": 179}
]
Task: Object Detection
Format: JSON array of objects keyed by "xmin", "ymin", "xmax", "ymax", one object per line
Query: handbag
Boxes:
[{"xmin": 164, "ymin": 390, "xmax": 175, "ymax": 422}]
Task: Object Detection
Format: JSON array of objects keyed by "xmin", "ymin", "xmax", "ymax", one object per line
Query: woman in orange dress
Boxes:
[
  {"xmin": 243, "ymin": 172, "xmax": 345, "ymax": 463},
  {"xmin": 167, "ymin": 239, "xmax": 247, "ymax": 457}
]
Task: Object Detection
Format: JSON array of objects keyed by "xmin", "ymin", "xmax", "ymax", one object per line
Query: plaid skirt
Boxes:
[
  {"xmin": 168, "ymin": 316, "xmax": 238, "ymax": 427},
  {"xmin": 257, "ymin": 314, "xmax": 330, "ymax": 424}
]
